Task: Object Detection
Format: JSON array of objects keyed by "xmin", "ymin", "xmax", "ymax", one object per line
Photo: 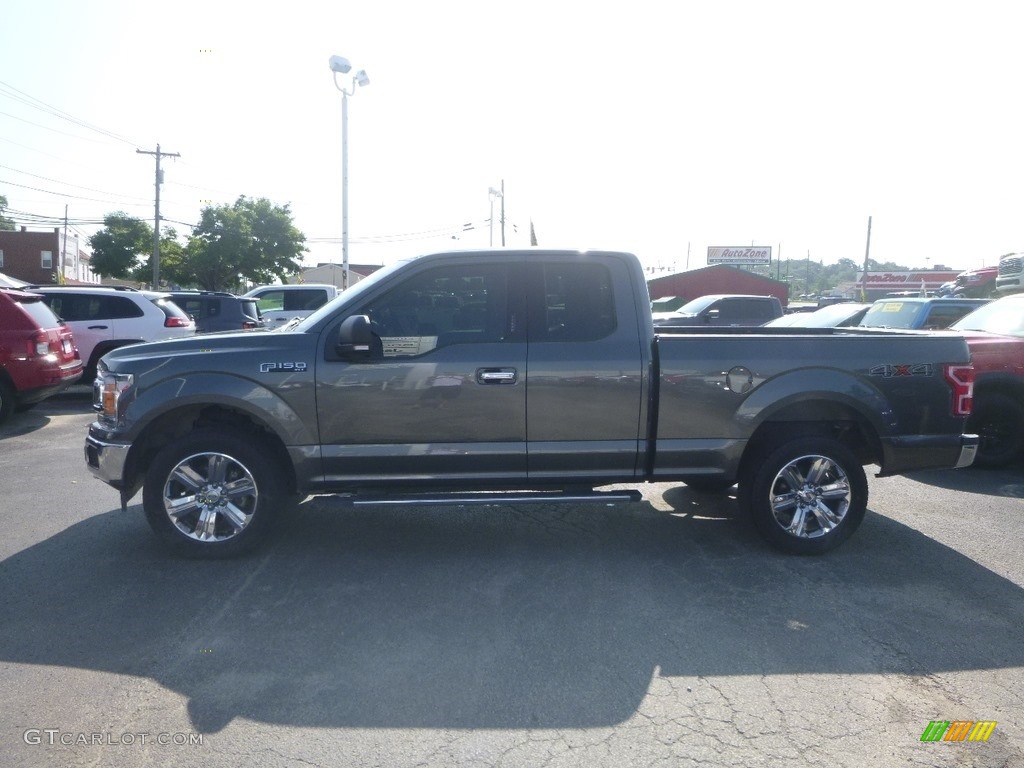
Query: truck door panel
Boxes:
[
  {"xmin": 316, "ymin": 260, "xmax": 528, "ymax": 484},
  {"xmin": 525, "ymin": 257, "xmax": 646, "ymax": 480}
]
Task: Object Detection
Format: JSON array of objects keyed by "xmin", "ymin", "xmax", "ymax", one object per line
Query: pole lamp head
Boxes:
[{"xmin": 329, "ymin": 55, "xmax": 353, "ymax": 74}]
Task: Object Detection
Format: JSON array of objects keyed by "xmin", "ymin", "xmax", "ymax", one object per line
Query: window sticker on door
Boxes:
[{"xmin": 381, "ymin": 336, "xmax": 438, "ymax": 357}]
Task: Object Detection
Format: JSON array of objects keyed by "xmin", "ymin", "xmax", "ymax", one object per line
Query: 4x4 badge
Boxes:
[{"xmin": 259, "ymin": 362, "xmax": 308, "ymax": 373}]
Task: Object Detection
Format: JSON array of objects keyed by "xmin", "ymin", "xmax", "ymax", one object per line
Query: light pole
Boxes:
[
  {"xmin": 329, "ymin": 54, "xmax": 370, "ymax": 290},
  {"xmin": 488, "ymin": 186, "xmax": 502, "ymax": 247}
]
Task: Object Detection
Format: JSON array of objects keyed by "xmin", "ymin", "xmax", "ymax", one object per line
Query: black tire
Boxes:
[
  {"xmin": 683, "ymin": 477, "xmax": 737, "ymax": 493},
  {"xmin": 142, "ymin": 429, "xmax": 293, "ymax": 558},
  {"xmin": 739, "ymin": 437, "xmax": 868, "ymax": 555},
  {"xmin": 14, "ymin": 401, "xmax": 39, "ymax": 413},
  {"xmin": 968, "ymin": 392, "xmax": 1024, "ymax": 469},
  {"xmin": 0, "ymin": 379, "xmax": 15, "ymax": 424}
]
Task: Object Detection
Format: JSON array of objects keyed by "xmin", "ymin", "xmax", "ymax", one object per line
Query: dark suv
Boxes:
[
  {"xmin": 0, "ymin": 288, "xmax": 83, "ymax": 423},
  {"xmin": 652, "ymin": 294, "xmax": 784, "ymax": 326},
  {"xmin": 167, "ymin": 291, "xmax": 265, "ymax": 334}
]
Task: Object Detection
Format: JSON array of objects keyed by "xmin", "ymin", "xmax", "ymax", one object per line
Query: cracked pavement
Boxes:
[{"xmin": 1, "ymin": 399, "xmax": 1022, "ymax": 767}]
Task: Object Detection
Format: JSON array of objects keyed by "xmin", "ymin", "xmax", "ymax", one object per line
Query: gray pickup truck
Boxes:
[{"xmin": 85, "ymin": 249, "xmax": 978, "ymax": 557}]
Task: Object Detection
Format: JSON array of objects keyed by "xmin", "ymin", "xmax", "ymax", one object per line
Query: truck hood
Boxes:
[{"xmin": 100, "ymin": 330, "xmax": 308, "ymax": 369}]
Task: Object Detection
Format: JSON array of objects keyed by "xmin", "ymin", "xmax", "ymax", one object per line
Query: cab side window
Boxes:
[
  {"xmin": 358, "ymin": 264, "xmax": 510, "ymax": 357},
  {"xmin": 540, "ymin": 262, "xmax": 616, "ymax": 342}
]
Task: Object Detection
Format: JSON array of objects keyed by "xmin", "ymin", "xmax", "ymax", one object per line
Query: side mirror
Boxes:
[
  {"xmin": 336, "ymin": 314, "xmax": 379, "ymax": 360},
  {"xmin": 704, "ymin": 308, "xmax": 720, "ymax": 323}
]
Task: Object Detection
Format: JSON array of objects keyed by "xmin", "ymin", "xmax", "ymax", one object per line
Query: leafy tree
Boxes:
[
  {"xmin": 181, "ymin": 196, "xmax": 306, "ymax": 291},
  {"xmin": 88, "ymin": 213, "xmax": 153, "ymax": 279},
  {"xmin": 0, "ymin": 194, "xmax": 16, "ymax": 230}
]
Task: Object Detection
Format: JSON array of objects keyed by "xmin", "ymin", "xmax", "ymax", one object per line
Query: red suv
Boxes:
[{"xmin": 0, "ymin": 288, "xmax": 84, "ymax": 423}]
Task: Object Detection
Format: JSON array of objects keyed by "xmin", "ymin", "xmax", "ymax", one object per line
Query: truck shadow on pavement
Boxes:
[
  {"xmin": 1, "ymin": 491, "xmax": 1021, "ymax": 734},
  {"xmin": 906, "ymin": 466, "xmax": 1024, "ymax": 498}
]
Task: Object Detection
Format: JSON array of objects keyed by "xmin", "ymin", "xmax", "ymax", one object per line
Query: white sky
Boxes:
[{"xmin": 2, "ymin": 0, "xmax": 1022, "ymax": 276}]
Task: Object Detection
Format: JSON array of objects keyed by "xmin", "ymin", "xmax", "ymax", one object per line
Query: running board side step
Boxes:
[{"xmin": 346, "ymin": 489, "xmax": 643, "ymax": 507}]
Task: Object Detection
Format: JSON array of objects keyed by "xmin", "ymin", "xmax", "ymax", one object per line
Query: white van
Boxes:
[{"xmin": 242, "ymin": 284, "xmax": 339, "ymax": 327}]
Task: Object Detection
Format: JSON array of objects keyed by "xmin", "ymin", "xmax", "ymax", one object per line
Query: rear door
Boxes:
[{"xmin": 524, "ymin": 254, "xmax": 645, "ymax": 481}]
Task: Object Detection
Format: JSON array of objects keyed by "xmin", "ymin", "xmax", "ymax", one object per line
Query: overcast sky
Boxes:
[{"xmin": 2, "ymin": 0, "xmax": 1022, "ymax": 276}]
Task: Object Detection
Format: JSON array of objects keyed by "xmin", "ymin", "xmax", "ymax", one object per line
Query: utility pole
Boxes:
[
  {"xmin": 861, "ymin": 215, "xmax": 872, "ymax": 301},
  {"xmin": 500, "ymin": 178, "xmax": 506, "ymax": 246},
  {"xmin": 137, "ymin": 144, "xmax": 180, "ymax": 287},
  {"xmin": 61, "ymin": 204, "xmax": 69, "ymax": 283}
]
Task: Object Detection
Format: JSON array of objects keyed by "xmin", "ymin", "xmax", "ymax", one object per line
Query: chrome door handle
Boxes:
[{"xmin": 477, "ymin": 368, "xmax": 517, "ymax": 385}]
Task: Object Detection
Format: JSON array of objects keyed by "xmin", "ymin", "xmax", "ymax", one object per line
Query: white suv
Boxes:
[
  {"xmin": 242, "ymin": 284, "xmax": 339, "ymax": 328},
  {"xmin": 31, "ymin": 286, "xmax": 196, "ymax": 381}
]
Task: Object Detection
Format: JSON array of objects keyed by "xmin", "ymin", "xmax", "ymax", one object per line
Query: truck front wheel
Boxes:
[
  {"xmin": 142, "ymin": 429, "xmax": 291, "ymax": 558},
  {"xmin": 740, "ymin": 437, "xmax": 867, "ymax": 555}
]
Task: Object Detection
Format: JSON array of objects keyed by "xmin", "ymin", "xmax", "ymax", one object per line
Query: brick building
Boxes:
[
  {"xmin": 647, "ymin": 264, "xmax": 790, "ymax": 307},
  {"xmin": 0, "ymin": 227, "xmax": 100, "ymax": 285}
]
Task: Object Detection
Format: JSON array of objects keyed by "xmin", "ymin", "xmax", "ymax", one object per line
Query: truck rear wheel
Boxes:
[
  {"xmin": 142, "ymin": 429, "xmax": 291, "ymax": 558},
  {"xmin": 740, "ymin": 437, "xmax": 867, "ymax": 555}
]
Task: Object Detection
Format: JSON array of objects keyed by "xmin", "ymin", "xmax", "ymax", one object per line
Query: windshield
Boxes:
[
  {"xmin": 859, "ymin": 301, "xmax": 924, "ymax": 328},
  {"xmin": 950, "ymin": 297, "xmax": 1024, "ymax": 337},
  {"xmin": 801, "ymin": 303, "xmax": 871, "ymax": 327},
  {"xmin": 671, "ymin": 296, "xmax": 718, "ymax": 315},
  {"xmin": 291, "ymin": 258, "xmax": 417, "ymax": 331}
]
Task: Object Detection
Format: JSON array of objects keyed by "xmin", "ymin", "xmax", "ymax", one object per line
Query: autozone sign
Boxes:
[{"xmin": 707, "ymin": 247, "xmax": 772, "ymax": 265}]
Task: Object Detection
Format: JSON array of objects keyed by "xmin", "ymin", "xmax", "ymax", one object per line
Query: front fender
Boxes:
[{"xmin": 122, "ymin": 372, "xmax": 318, "ymax": 447}]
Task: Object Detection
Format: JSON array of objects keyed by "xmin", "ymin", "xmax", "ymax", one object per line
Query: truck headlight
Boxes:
[{"xmin": 94, "ymin": 370, "xmax": 134, "ymax": 426}]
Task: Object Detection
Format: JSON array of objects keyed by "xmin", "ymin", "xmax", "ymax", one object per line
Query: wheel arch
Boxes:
[
  {"xmin": 739, "ymin": 397, "xmax": 883, "ymax": 482},
  {"xmin": 121, "ymin": 402, "xmax": 299, "ymax": 503}
]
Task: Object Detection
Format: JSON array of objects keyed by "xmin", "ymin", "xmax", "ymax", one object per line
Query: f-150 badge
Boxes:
[{"xmin": 260, "ymin": 362, "xmax": 308, "ymax": 373}]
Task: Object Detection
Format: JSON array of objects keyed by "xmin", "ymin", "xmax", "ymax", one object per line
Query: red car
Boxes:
[
  {"xmin": 949, "ymin": 293, "xmax": 1024, "ymax": 467},
  {"xmin": 0, "ymin": 288, "xmax": 84, "ymax": 423}
]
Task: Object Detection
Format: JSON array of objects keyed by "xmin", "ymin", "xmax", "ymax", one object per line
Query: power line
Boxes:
[
  {"xmin": 0, "ymin": 177, "xmax": 151, "ymax": 207},
  {"xmin": 0, "ymin": 80, "xmax": 142, "ymax": 147},
  {"xmin": 0, "ymin": 163, "xmax": 151, "ymax": 203}
]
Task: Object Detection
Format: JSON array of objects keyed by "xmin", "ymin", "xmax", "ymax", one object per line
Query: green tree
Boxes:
[
  {"xmin": 88, "ymin": 213, "xmax": 153, "ymax": 279},
  {"xmin": 181, "ymin": 196, "xmax": 306, "ymax": 291},
  {"xmin": 0, "ymin": 194, "xmax": 16, "ymax": 230}
]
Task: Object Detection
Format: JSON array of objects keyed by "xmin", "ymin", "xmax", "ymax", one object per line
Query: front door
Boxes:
[{"xmin": 316, "ymin": 258, "xmax": 528, "ymax": 486}]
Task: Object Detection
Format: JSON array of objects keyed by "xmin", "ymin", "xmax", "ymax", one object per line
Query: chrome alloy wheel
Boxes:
[
  {"xmin": 162, "ymin": 451, "xmax": 258, "ymax": 542},
  {"xmin": 766, "ymin": 454, "xmax": 852, "ymax": 539}
]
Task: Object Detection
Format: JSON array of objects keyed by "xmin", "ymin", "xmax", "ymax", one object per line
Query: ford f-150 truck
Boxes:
[{"xmin": 84, "ymin": 249, "xmax": 978, "ymax": 558}]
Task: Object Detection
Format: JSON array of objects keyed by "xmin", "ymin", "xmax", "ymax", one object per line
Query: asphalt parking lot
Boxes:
[{"xmin": 1, "ymin": 389, "xmax": 1022, "ymax": 768}]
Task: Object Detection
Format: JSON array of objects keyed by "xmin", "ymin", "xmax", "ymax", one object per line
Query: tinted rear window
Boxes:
[
  {"xmin": 153, "ymin": 297, "xmax": 192, "ymax": 321},
  {"xmin": 240, "ymin": 299, "xmax": 262, "ymax": 320},
  {"xmin": 14, "ymin": 295, "xmax": 62, "ymax": 329}
]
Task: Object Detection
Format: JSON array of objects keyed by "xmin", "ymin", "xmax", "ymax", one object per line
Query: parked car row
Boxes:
[
  {"xmin": 653, "ymin": 291, "xmax": 1023, "ymax": 469},
  {"xmin": 0, "ymin": 283, "xmax": 338, "ymax": 423},
  {"xmin": 0, "ymin": 287, "xmax": 83, "ymax": 422}
]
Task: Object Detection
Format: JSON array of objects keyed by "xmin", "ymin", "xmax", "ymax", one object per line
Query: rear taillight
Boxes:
[
  {"xmin": 242, "ymin": 321, "xmax": 256, "ymax": 329},
  {"xmin": 27, "ymin": 333, "xmax": 50, "ymax": 357},
  {"xmin": 944, "ymin": 364, "xmax": 974, "ymax": 417},
  {"xmin": 165, "ymin": 316, "xmax": 191, "ymax": 328}
]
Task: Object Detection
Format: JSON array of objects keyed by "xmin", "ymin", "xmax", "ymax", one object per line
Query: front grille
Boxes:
[{"xmin": 999, "ymin": 256, "xmax": 1023, "ymax": 276}]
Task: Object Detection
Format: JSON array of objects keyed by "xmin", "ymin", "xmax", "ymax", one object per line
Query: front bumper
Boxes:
[
  {"xmin": 84, "ymin": 432, "xmax": 131, "ymax": 488},
  {"xmin": 878, "ymin": 433, "xmax": 980, "ymax": 476}
]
